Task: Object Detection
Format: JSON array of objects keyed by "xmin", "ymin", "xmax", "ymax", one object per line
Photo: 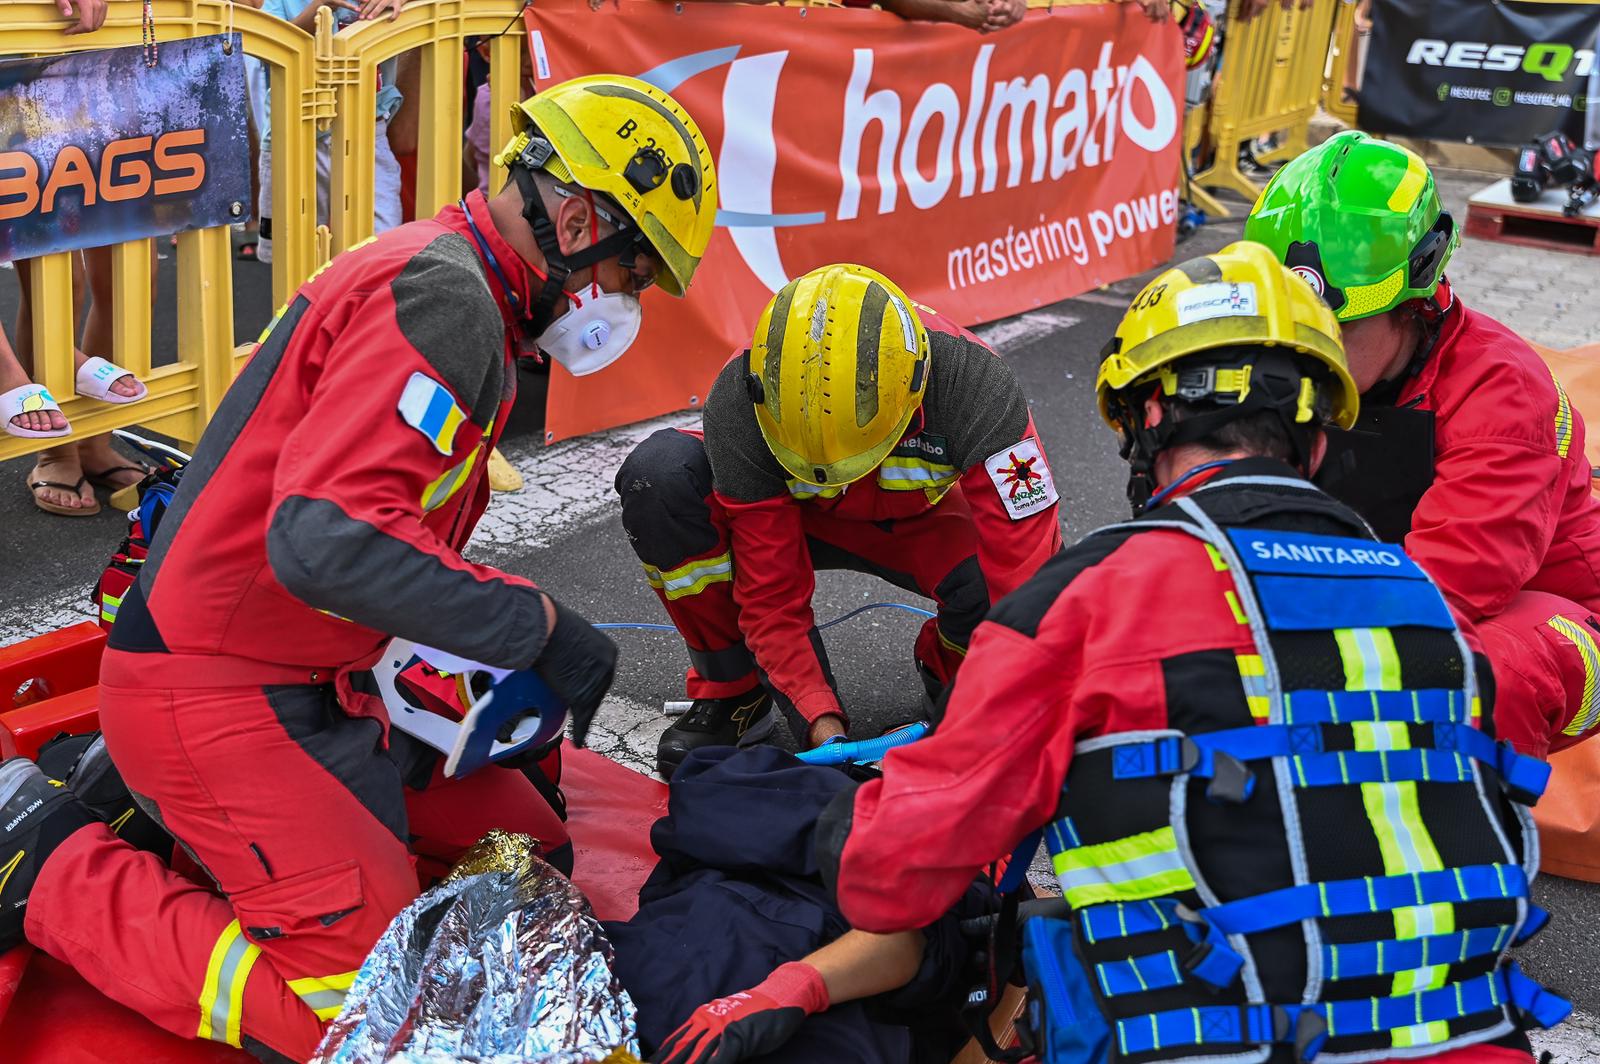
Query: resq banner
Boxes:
[
  {"xmin": 1360, "ymin": 0, "xmax": 1600, "ymax": 145},
  {"xmin": 530, "ymin": 0, "xmax": 1184, "ymax": 442},
  {"xmin": 0, "ymin": 35, "xmax": 251, "ymax": 263}
]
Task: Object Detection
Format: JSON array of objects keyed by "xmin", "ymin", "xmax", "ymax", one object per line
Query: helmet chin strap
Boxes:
[
  {"xmin": 1114, "ymin": 353, "xmax": 1319, "ymax": 515},
  {"xmin": 509, "ymin": 163, "xmax": 645, "ymax": 342}
]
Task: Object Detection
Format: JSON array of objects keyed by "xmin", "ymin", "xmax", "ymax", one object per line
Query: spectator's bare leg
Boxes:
[
  {"xmin": 15, "ymin": 256, "xmax": 94, "ymax": 511},
  {"xmin": 75, "ymin": 245, "xmax": 153, "ymax": 488}
]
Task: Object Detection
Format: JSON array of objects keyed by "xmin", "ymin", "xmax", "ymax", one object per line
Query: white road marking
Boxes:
[
  {"xmin": 975, "ymin": 310, "xmax": 1081, "ymax": 352},
  {"xmin": 0, "ymin": 411, "xmax": 702, "ymax": 652},
  {"xmin": 1533, "ymin": 1008, "xmax": 1600, "ymax": 1061}
]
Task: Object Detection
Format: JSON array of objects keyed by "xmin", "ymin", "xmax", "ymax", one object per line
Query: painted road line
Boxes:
[
  {"xmin": 1531, "ymin": 1007, "xmax": 1600, "ymax": 1061},
  {"xmin": 0, "ymin": 410, "xmax": 703, "ymax": 651},
  {"xmin": 975, "ymin": 310, "xmax": 1081, "ymax": 351}
]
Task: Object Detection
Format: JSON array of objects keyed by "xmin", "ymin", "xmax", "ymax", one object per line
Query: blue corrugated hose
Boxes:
[
  {"xmin": 593, "ymin": 601, "xmax": 935, "ymax": 633},
  {"xmin": 793, "ymin": 721, "xmax": 931, "ymax": 765}
]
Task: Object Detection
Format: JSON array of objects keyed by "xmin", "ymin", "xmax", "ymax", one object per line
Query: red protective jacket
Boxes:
[
  {"xmin": 699, "ymin": 312, "xmax": 1063, "ymax": 723},
  {"xmin": 831, "ymin": 459, "xmax": 1494, "ymax": 934},
  {"xmin": 1399, "ymin": 285, "xmax": 1600, "ymax": 623},
  {"xmin": 105, "ymin": 192, "xmax": 547, "ymax": 698}
]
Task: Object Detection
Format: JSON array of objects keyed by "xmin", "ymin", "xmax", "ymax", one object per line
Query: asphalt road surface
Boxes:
[{"xmin": 1, "ymin": 211, "xmax": 1596, "ymax": 1057}]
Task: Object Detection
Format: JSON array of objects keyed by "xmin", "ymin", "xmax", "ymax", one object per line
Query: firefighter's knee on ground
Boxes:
[{"xmin": 615, "ymin": 429, "xmax": 720, "ymax": 567}]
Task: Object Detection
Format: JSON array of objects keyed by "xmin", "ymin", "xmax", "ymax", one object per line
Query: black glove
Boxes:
[{"xmin": 533, "ymin": 596, "xmax": 617, "ymax": 748}]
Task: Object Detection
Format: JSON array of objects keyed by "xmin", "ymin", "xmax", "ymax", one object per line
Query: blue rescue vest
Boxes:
[{"xmin": 1018, "ymin": 490, "xmax": 1570, "ymax": 1063}]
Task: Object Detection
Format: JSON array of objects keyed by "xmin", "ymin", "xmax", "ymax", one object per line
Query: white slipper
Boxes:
[
  {"xmin": 1, "ymin": 384, "xmax": 71, "ymax": 439},
  {"xmin": 74, "ymin": 356, "xmax": 147, "ymax": 404}
]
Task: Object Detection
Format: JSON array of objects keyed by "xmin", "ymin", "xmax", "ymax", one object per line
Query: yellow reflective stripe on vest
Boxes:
[
  {"xmin": 786, "ymin": 478, "xmax": 845, "ymax": 501},
  {"xmin": 1236, "ymin": 653, "xmax": 1270, "ymax": 721},
  {"xmin": 1546, "ymin": 615, "xmax": 1600, "ymax": 736},
  {"xmin": 196, "ymin": 920, "xmax": 262, "ymax": 1046},
  {"xmin": 1052, "ymin": 826, "xmax": 1195, "ymax": 908},
  {"xmin": 1550, "ymin": 368, "xmax": 1573, "ymax": 459},
  {"xmin": 287, "ymin": 969, "xmax": 360, "ymax": 1022},
  {"xmin": 876, "ymin": 457, "xmax": 959, "ymax": 491},
  {"xmin": 1335, "ymin": 627, "xmax": 1402, "ymax": 691},
  {"xmin": 1350, "ymin": 721, "xmax": 1454, "ymax": 1047},
  {"xmin": 643, "ymin": 552, "xmax": 734, "ymax": 601},
  {"xmin": 99, "ymin": 591, "xmax": 123, "ymax": 625},
  {"xmin": 422, "ymin": 446, "xmax": 482, "ymax": 513}
]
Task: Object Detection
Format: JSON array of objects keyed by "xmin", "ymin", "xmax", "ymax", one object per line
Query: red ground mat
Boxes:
[{"xmin": 0, "ymin": 745, "xmax": 667, "ymax": 1062}]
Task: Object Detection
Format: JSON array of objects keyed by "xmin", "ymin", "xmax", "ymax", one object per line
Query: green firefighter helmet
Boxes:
[{"xmin": 1244, "ymin": 131, "xmax": 1457, "ymax": 322}]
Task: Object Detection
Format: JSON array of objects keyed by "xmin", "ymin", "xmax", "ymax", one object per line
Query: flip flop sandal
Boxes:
[
  {"xmin": 29, "ymin": 476, "xmax": 101, "ymax": 517},
  {"xmin": 1, "ymin": 383, "xmax": 71, "ymax": 439},
  {"xmin": 74, "ymin": 356, "xmax": 148, "ymax": 405},
  {"xmin": 83, "ymin": 462, "xmax": 153, "ymax": 493}
]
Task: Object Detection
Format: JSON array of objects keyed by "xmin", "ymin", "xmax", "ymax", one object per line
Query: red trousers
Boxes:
[
  {"xmin": 1479, "ymin": 590, "xmax": 1600, "ymax": 760},
  {"xmin": 25, "ymin": 674, "xmax": 569, "ymax": 1062},
  {"xmin": 615, "ymin": 432, "xmax": 988, "ymax": 731}
]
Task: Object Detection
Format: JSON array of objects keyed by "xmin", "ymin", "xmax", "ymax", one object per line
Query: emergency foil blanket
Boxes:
[{"xmin": 312, "ymin": 831, "xmax": 639, "ymax": 1064}]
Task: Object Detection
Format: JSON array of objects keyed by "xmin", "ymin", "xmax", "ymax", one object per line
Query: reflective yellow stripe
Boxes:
[
  {"xmin": 1547, "ymin": 615, "xmax": 1600, "ymax": 736},
  {"xmin": 421, "ymin": 447, "xmax": 482, "ymax": 512},
  {"xmin": 1550, "ymin": 369, "xmax": 1574, "ymax": 459},
  {"xmin": 1339, "ymin": 268, "xmax": 1406, "ymax": 320},
  {"xmin": 937, "ymin": 627, "xmax": 967, "ymax": 657},
  {"xmin": 1224, "ymin": 590, "xmax": 1248, "ymax": 626},
  {"xmin": 1203, "ymin": 543, "xmax": 1230, "ymax": 572},
  {"xmin": 196, "ymin": 920, "xmax": 262, "ymax": 1046},
  {"xmin": 876, "ymin": 457, "xmax": 959, "ymax": 491},
  {"xmin": 287, "ymin": 970, "xmax": 360, "ymax": 1022},
  {"xmin": 1053, "ymin": 826, "xmax": 1196, "ymax": 908},
  {"xmin": 643, "ymin": 553, "xmax": 734, "ymax": 601},
  {"xmin": 1387, "ymin": 154, "xmax": 1429, "ymax": 213},
  {"xmin": 99, "ymin": 591, "xmax": 122, "ymax": 624},
  {"xmin": 786, "ymin": 478, "xmax": 845, "ymax": 501},
  {"xmin": 1335, "ymin": 628, "xmax": 1401, "ymax": 691},
  {"xmin": 1351, "ymin": 722, "xmax": 1453, "ymax": 1047},
  {"xmin": 1236, "ymin": 653, "xmax": 1270, "ymax": 721}
]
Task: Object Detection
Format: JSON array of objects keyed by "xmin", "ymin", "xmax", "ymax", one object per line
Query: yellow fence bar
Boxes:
[
  {"xmin": 327, "ymin": 0, "xmax": 524, "ymax": 256},
  {"xmin": 1190, "ymin": 0, "xmax": 1342, "ymax": 214},
  {"xmin": 1321, "ymin": 0, "xmax": 1359, "ymax": 128},
  {"xmin": 0, "ymin": 0, "xmax": 320, "ymax": 464}
]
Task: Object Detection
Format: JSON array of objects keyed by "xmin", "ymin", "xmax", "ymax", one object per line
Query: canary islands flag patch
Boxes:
[{"xmin": 397, "ymin": 372, "xmax": 465, "ymax": 456}]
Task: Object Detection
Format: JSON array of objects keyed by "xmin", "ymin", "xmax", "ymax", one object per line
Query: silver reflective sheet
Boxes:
[{"xmin": 313, "ymin": 831, "xmax": 638, "ymax": 1064}]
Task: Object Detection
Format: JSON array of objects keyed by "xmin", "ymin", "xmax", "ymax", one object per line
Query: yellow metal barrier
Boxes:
[
  {"xmin": 326, "ymin": 0, "xmax": 524, "ymax": 256},
  {"xmin": 0, "ymin": 0, "xmax": 319, "ymax": 464},
  {"xmin": 1189, "ymin": 0, "xmax": 1342, "ymax": 215},
  {"xmin": 1321, "ymin": 0, "xmax": 1359, "ymax": 128}
]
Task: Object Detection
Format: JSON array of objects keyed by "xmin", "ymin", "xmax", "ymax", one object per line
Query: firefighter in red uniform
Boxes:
[
  {"xmin": 614, "ymin": 263, "xmax": 1063, "ymax": 776},
  {"xmin": 0, "ymin": 76, "xmax": 717, "ymax": 1062},
  {"xmin": 1247, "ymin": 131, "xmax": 1600, "ymax": 760},
  {"xmin": 656, "ymin": 244, "xmax": 1567, "ymax": 1064}
]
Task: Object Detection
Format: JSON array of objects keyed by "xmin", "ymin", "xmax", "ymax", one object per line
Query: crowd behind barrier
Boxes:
[{"xmin": 0, "ymin": 0, "xmax": 1347, "ymax": 471}]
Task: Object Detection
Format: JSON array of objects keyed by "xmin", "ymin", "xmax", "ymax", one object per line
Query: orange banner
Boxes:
[{"xmin": 531, "ymin": 0, "xmax": 1185, "ymax": 442}]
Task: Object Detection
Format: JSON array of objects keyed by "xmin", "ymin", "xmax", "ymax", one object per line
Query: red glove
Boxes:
[{"xmin": 650, "ymin": 961, "xmax": 830, "ymax": 1064}]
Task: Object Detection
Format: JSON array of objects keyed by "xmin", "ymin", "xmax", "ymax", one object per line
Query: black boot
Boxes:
[
  {"xmin": 655, "ymin": 689, "xmax": 776, "ymax": 778},
  {"xmin": 1, "ymin": 757, "xmax": 96, "ymax": 951},
  {"xmin": 36, "ymin": 733, "xmax": 171, "ymax": 858}
]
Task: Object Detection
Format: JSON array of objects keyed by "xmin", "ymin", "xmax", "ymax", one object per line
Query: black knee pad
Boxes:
[{"xmin": 614, "ymin": 429, "xmax": 721, "ymax": 568}]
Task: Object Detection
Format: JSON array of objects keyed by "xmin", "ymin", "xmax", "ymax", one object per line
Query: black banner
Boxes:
[{"xmin": 1360, "ymin": 0, "xmax": 1600, "ymax": 146}]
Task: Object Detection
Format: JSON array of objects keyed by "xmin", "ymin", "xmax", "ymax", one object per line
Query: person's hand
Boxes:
[
  {"xmin": 1118, "ymin": 0, "xmax": 1170, "ymax": 21},
  {"xmin": 650, "ymin": 962, "xmax": 829, "ymax": 1064},
  {"xmin": 807, "ymin": 713, "xmax": 847, "ymax": 749},
  {"xmin": 981, "ymin": 0, "xmax": 1025, "ymax": 32},
  {"xmin": 357, "ymin": 0, "xmax": 404, "ymax": 20},
  {"xmin": 294, "ymin": 0, "xmax": 359, "ymax": 30},
  {"xmin": 57, "ymin": 0, "xmax": 106, "ymax": 35},
  {"xmin": 532, "ymin": 596, "xmax": 618, "ymax": 748}
]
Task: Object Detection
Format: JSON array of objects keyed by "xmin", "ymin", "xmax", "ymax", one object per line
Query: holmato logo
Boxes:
[
  {"xmin": 1406, "ymin": 39, "xmax": 1596, "ymax": 82},
  {"xmin": 640, "ymin": 42, "xmax": 1177, "ymax": 291}
]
